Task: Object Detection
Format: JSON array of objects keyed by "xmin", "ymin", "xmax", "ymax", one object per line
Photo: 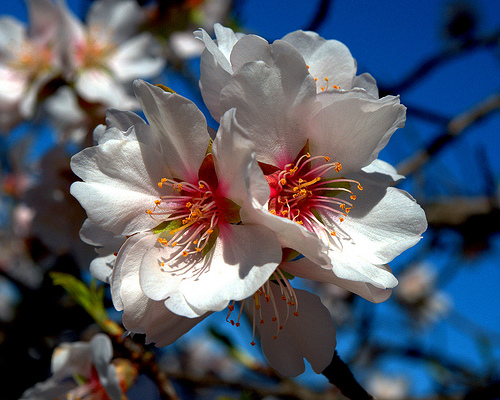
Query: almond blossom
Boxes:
[
  {"xmin": 195, "ymin": 23, "xmax": 379, "ymax": 123},
  {"xmin": 0, "ymin": 0, "xmax": 61, "ymax": 131},
  {"xmin": 20, "ymin": 334, "xmax": 136, "ymax": 400},
  {"xmin": 71, "ymin": 79, "xmax": 282, "ymax": 321},
  {"xmin": 197, "ymin": 25, "xmax": 427, "ymax": 295},
  {"xmin": 58, "ymin": 0, "xmax": 165, "ymax": 109}
]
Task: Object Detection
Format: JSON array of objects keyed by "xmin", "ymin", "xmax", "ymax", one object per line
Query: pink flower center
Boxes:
[
  {"xmin": 76, "ymin": 29, "xmax": 115, "ymax": 69},
  {"xmin": 146, "ymin": 178, "xmax": 219, "ymax": 267},
  {"xmin": 267, "ymin": 152, "xmax": 363, "ymax": 237}
]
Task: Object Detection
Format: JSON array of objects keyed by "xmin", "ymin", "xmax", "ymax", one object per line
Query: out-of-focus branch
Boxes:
[
  {"xmin": 322, "ymin": 351, "xmax": 374, "ymax": 400},
  {"xmin": 379, "ymin": 28, "xmax": 500, "ymax": 96},
  {"xmin": 305, "ymin": 0, "xmax": 334, "ymax": 32},
  {"xmin": 397, "ymin": 93, "xmax": 500, "ymax": 177}
]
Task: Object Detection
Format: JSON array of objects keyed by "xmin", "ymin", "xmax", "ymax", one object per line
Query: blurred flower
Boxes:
[
  {"xmin": 366, "ymin": 373, "xmax": 409, "ymax": 400},
  {"xmin": 21, "ymin": 333, "xmax": 137, "ymax": 400},
  {"xmin": 395, "ymin": 262, "xmax": 450, "ymax": 326},
  {"xmin": 58, "ymin": 0, "xmax": 165, "ymax": 110},
  {"xmin": 0, "ymin": 0, "xmax": 62, "ymax": 131},
  {"xmin": 23, "ymin": 146, "xmax": 94, "ymax": 269}
]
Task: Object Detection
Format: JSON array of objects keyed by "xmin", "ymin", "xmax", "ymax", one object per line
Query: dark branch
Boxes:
[
  {"xmin": 379, "ymin": 28, "xmax": 500, "ymax": 96},
  {"xmin": 305, "ymin": 0, "xmax": 334, "ymax": 32},
  {"xmin": 322, "ymin": 351, "xmax": 374, "ymax": 400}
]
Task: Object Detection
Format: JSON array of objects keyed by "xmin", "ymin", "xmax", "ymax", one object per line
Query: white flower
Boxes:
[
  {"xmin": 71, "ymin": 79, "xmax": 282, "ymax": 320},
  {"xmin": 0, "ymin": 0, "xmax": 61, "ymax": 130},
  {"xmin": 395, "ymin": 262, "xmax": 450, "ymax": 325},
  {"xmin": 20, "ymin": 334, "xmax": 135, "ymax": 400},
  {"xmin": 58, "ymin": 0, "xmax": 165, "ymax": 109},
  {"xmin": 195, "ymin": 23, "xmax": 379, "ymax": 123},
  {"xmin": 197, "ymin": 26, "xmax": 427, "ymax": 294}
]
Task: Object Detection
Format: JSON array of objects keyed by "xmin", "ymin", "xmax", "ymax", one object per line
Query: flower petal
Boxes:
[
  {"xmin": 181, "ymin": 223, "xmax": 281, "ymax": 312},
  {"xmin": 220, "ymin": 55, "xmax": 316, "ymax": 169},
  {"xmin": 324, "ymin": 185, "xmax": 427, "ymax": 266},
  {"xmin": 281, "ymin": 30, "xmax": 356, "ymax": 92},
  {"xmin": 109, "ymin": 33, "xmax": 165, "ymax": 81},
  {"xmin": 309, "ymin": 95, "xmax": 406, "ymax": 174},
  {"xmin": 133, "ymin": 80, "xmax": 210, "ymax": 182},
  {"xmin": 70, "ymin": 139, "xmax": 168, "ymax": 236},
  {"xmin": 256, "ymin": 285, "xmax": 336, "ymax": 377},
  {"xmin": 281, "ymin": 258, "xmax": 393, "ymax": 303}
]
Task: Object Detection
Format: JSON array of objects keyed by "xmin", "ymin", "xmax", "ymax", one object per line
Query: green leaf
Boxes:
[
  {"xmin": 220, "ymin": 197, "xmax": 241, "ymax": 224},
  {"xmin": 50, "ymin": 272, "xmax": 123, "ymax": 336}
]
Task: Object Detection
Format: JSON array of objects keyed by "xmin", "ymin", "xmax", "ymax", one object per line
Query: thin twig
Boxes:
[
  {"xmin": 379, "ymin": 28, "xmax": 500, "ymax": 96},
  {"xmin": 397, "ymin": 93, "xmax": 500, "ymax": 177},
  {"xmin": 305, "ymin": 0, "xmax": 334, "ymax": 32}
]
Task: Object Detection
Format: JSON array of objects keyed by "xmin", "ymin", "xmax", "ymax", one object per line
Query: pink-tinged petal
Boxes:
[
  {"xmin": 308, "ymin": 95, "xmax": 406, "ymax": 174},
  {"xmin": 323, "ymin": 185, "xmax": 427, "ymax": 266},
  {"xmin": 220, "ymin": 55, "xmax": 316, "ymax": 169},
  {"xmin": 75, "ymin": 69, "xmax": 138, "ymax": 109},
  {"xmin": 109, "ymin": 34, "xmax": 165, "ymax": 81},
  {"xmin": 87, "ymin": 0, "xmax": 144, "ymax": 44},
  {"xmin": 133, "ymin": 80, "xmax": 210, "ymax": 182},
  {"xmin": 57, "ymin": 0, "xmax": 86, "ymax": 70},
  {"xmin": 255, "ymin": 285, "xmax": 336, "ymax": 377},
  {"xmin": 281, "ymin": 30, "xmax": 356, "ymax": 92},
  {"xmin": 181, "ymin": 223, "xmax": 281, "ymax": 312},
  {"xmin": 0, "ymin": 66, "xmax": 27, "ymax": 102},
  {"xmin": 212, "ymin": 108, "xmax": 270, "ymax": 206},
  {"xmin": 281, "ymin": 258, "xmax": 393, "ymax": 303},
  {"xmin": 70, "ymin": 140, "xmax": 168, "ymax": 236}
]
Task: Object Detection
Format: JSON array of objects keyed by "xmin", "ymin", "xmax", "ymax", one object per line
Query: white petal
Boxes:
[
  {"xmin": 181, "ymin": 223, "xmax": 281, "ymax": 312},
  {"xmin": 133, "ymin": 80, "xmax": 210, "ymax": 182},
  {"xmin": 0, "ymin": 17, "xmax": 26, "ymax": 53},
  {"xmin": 109, "ymin": 33, "xmax": 165, "ymax": 81},
  {"xmin": 309, "ymin": 95, "xmax": 406, "ymax": 174},
  {"xmin": 325, "ymin": 185, "xmax": 427, "ymax": 265},
  {"xmin": 220, "ymin": 56, "xmax": 316, "ymax": 169},
  {"xmin": 256, "ymin": 285, "xmax": 336, "ymax": 377},
  {"xmin": 359, "ymin": 158, "xmax": 405, "ymax": 184},
  {"xmin": 213, "ymin": 108, "xmax": 268, "ymax": 205},
  {"xmin": 352, "ymin": 73, "xmax": 379, "ymax": 98},
  {"xmin": 70, "ymin": 139, "xmax": 168, "ymax": 236},
  {"xmin": 87, "ymin": 0, "xmax": 144, "ymax": 44},
  {"xmin": 281, "ymin": 30, "xmax": 356, "ymax": 92},
  {"xmin": 90, "ymin": 334, "xmax": 121, "ymax": 400},
  {"xmin": 281, "ymin": 258, "xmax": 392, "ymax": 303},
  {"xmin": 75, "ymin": 69, "xmax": 138, "ymax": 109},
  {"xmin": 25, "ymin": 0, "xmax": 59, "ymax": 43}
]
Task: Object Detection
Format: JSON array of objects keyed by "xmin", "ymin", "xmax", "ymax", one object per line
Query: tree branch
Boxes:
[{"xmin": 397, "ymin": 93, "xmax": 500, "ymax": 176}]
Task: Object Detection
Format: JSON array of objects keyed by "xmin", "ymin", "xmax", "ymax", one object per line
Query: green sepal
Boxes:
[
  {"xmin": 202, "ymin": 226, "xmax": 219, "ymax": 257},
  {"xmin": 220, "ymin": 197, "xmax": 242, "ymax": 224},
  {"xmin": 153, "ymin": 219, "xmax": 182, "ymax": 235}
]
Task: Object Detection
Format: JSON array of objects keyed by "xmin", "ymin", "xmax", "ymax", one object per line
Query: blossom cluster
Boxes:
[
  {"xmin": 70, "ymin": 23, "xmax": 427, "ymax": 377},
  {"xmin": 0, "ymin": 0, "xmax": 165, "ymax": 136}
]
